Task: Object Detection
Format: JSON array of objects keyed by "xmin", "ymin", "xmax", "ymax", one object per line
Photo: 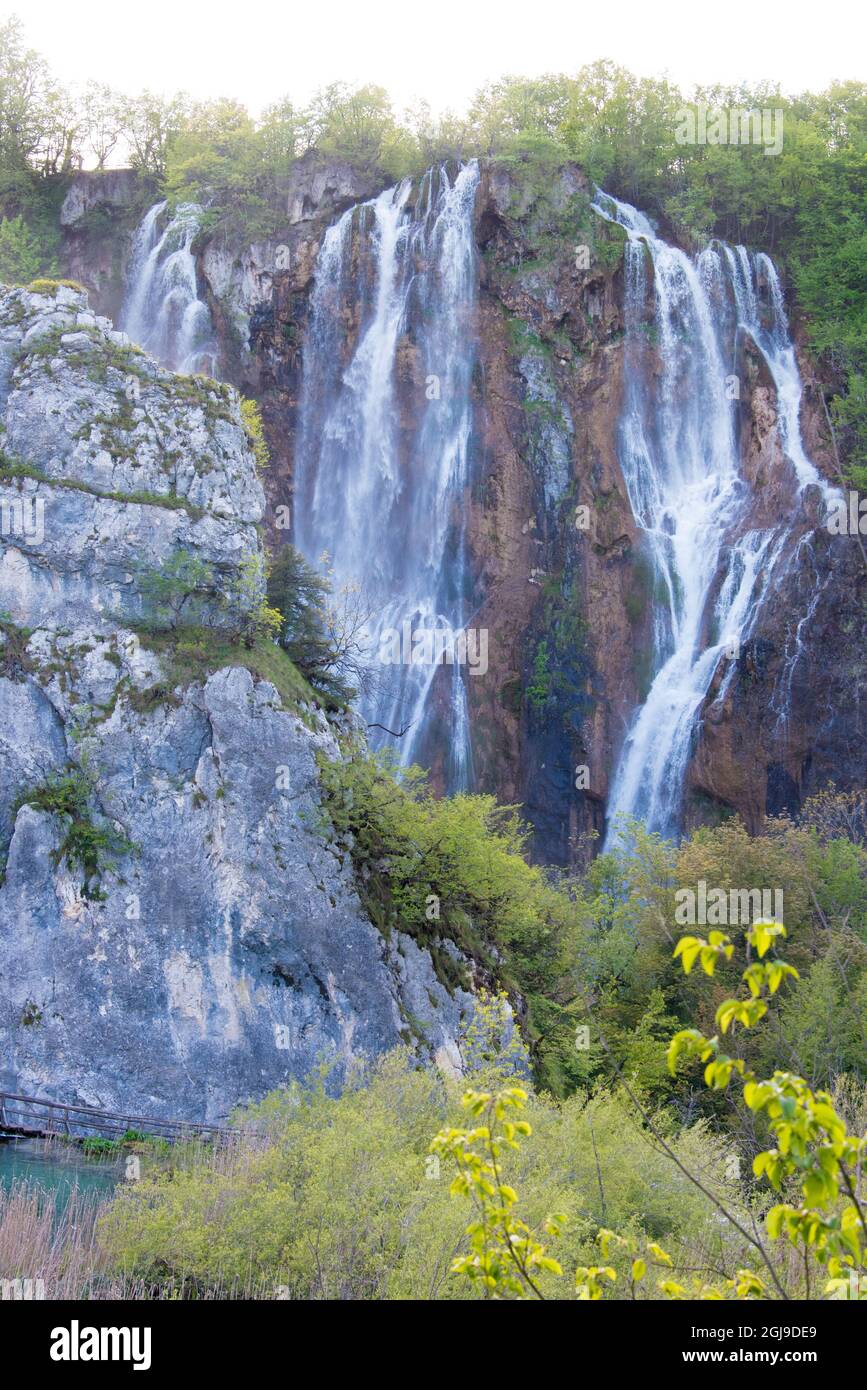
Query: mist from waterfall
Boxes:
[
  {"xmin": 593, "ymin": 190, "xmax": 829, "ymax": 848},
  {"xmin": 294, "ymin": 162, "xmax": 480, "ymax": 789},
  {"xmin": 121, "ymin": 201, "xmax": 219, "ymax": 375}
]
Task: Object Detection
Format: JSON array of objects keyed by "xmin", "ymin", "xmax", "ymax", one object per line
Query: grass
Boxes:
[
  {"xmin": 0, "ymin": 1154, "xmax": 284, "ymax": 1300},
  {"xmin": 25, "ymin": 277, "xmax": 87, "ymax": 295},
  {"xmin": 0, "ymin": 457, "xmax": 206, "ymax": 519},
  {"xmin": 128, "ymin": 624, "xmax": 320, "ymax": 719},
  {"xmin": 0, "ymin": 1182, "xmax": 113, "ymax": 1299}
]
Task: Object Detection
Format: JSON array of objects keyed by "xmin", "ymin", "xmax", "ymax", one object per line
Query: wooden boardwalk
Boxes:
[{"xmin": 0, "ymin": 1090, "xmax": 237, "ymax": 1144}]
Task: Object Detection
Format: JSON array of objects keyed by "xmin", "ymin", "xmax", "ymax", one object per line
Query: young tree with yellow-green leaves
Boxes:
[{"xmin": 434, "ymin": 920, "xmax": 867, "ymax": 1300}]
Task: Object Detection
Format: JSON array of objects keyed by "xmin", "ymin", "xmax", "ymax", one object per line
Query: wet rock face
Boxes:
[
  {"xmin": 685, "ymin": 359, "xmax": 866, "ymax": 833},
  {"xmin": 61, "ymin": 161, "xmax": 865, "ymax": 859},
  {"xmin": 0, "ymin": 284, "xmax": 476, "ymax": 1121},
  {"xmin": 685, "ymin": 532, "xmax": 866, "ymax": 833},
  {"xmin": 60, "ymin": 170, "xmax": 155, "ymax": 323},
  {"xmin": 466, "ymin": 163, "xmax": 635, "ymax": 861}
]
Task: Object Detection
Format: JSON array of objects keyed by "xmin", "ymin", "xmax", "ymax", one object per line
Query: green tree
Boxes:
[
  {"xmin": 267, "ymin": 545, "xmax": 360, "ymax": 703},
  {"xmin": 81, "ymin": 81, "xmax": 121, "ymax": 171},
  {"xmin": 222, "ymin": 552, "xmax": 281, "ymax": 648},
  {"xmin": 0, "ymin": 212, "xmax": 44, "ymax": 281},
  {"xmin": 118, "ymin": 90, "xmax": 189, "ymax": 179},
  {"xmin": 139, "ymin": 549, "xmax": 215, "ymax": 629}
]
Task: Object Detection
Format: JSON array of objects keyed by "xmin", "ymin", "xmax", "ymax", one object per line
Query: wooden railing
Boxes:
[{"xmin": 0, "ymin": 1090, "xmax": 239, "ymax": 1144}]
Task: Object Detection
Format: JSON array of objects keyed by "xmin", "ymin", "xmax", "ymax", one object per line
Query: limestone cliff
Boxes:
[{"xmin": 0, "ymin": 284, "xmax": 475, "ymax": 1122}]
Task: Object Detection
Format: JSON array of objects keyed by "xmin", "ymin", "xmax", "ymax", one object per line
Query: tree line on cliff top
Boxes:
[{"xmin": 1, "ymin": 13, "xmax": 864, "ymax": 477}]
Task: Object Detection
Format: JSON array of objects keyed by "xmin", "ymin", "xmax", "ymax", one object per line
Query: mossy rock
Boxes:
[{"xmin": 26, "ymin": 277, "xmax": 87, "ymax": 295}]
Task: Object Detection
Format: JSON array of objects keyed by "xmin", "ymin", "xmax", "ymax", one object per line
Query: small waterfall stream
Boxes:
[
  {"xmin": 121, "ymin": 201, "xmax": 219, "ymax": 375},
  {"xmin": 294, "ymin": 162, "xmax": 480, "ymax": 788},
  {"xmin": 593, "ymin": 190, "xmax": 830, "ymax": 846}
]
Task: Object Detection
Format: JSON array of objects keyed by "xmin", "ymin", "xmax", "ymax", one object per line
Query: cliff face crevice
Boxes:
[
  {"xmin": 0, "ymin": 285, "xmax": 476, "ymax": 1120},
  {"xmin": 57, "ymin": 160, "xmax": 865, "ymax": 863}
]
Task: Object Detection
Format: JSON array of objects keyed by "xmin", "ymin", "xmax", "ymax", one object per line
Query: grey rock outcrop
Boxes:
[
  {"xmin": 60, "ymin": 171, "xmax": 144, "ymax": 229},
  {"xmin": 0, "ymin": 285, "xmax": 264, "ymax": 632},
  {"xmin": 0, "ymin": 285, "xmax": 475, "ymax": 1122}
]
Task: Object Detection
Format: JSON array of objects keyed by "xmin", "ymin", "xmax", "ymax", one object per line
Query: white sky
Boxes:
[{"xmin": 19, "ymin": 0, "xmax": 867, "ymax": 115}]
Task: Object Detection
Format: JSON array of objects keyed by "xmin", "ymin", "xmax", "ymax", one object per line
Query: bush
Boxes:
[
  {"xmin": 98, "ymin": 1047, "xmax": 733, "ymax": 1299},
  {"xmin": 267, "ymin": 544, "xmax": 357, "ymax": 704},
  {"xmin": 239, "ymin": 396, "xmax": 269, "ymax": 471},
  {"xmin": 316, "ymin": 745, "xmax": 588, "ymax": 1090},
  {"xmin": 17, "ymin": 764, "xmax": 134, "ymax": 899},
  {"xmin": 0, "ymin": 214, "xmax": 48, "ymax": 284},
  {"xmin": 138, "ymin": 549, "xmax": 216, "ymax": 630}
]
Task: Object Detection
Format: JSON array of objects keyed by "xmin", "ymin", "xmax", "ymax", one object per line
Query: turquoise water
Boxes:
[{"xmin": 0, "ymin": 1137, "xmax": 123, "ymax": 1206}]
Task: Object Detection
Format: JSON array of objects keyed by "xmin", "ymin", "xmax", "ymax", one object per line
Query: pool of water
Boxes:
[{"xmin": 0, "ymin": 1137, "xmax": 123, "ymax": 1205}]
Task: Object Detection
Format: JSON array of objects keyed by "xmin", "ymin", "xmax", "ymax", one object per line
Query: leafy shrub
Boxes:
[
  {"xmin": 240, "ymin": 396, "xmax": 269, "ymax": 471},
  {"xmin": 98, "ymin": 1047, "xmax": 733, "ymax": 1300},
  {"xmin": 316, "ymin": 745, "xmax": 588, "ymax": 1089},
  {"xmin": 0, "ymin": 215, "xmax": 48, "ymax": 283},
  {"xmin": 138, "ymin": 550, "xmax": 216, "ymax": 630},
  {"xmin": 17, "ymin": 765, "xmax": 134, "ymax": 898},
  {"xmin": 267, "ymin": 544, "xmax": 357, "ymax": 704}
]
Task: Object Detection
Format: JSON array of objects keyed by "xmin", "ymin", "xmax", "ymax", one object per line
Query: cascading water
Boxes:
[
  {"xmin": 294, "ymin": 162, "xmax": 480, "ymax": 788},
  {"xmin": 593, "ymin": 190, "xmax": 831, "ymax": 847},
  {"xmin": 121, "ymin": 201, "xmax": 219, "ymax": 375}
]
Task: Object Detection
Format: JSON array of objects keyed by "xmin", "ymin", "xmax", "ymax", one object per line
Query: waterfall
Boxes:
[
  {"xmin": 121, "ymin": 201, "xmax": 219, "ymax": 376},
  {"xmin": 593, "ymin": 190, "xmax": 830, "ymax": 847},
  {"xmin": 294, "ymin": 162, "xmax": 480, "ymax": 788}
]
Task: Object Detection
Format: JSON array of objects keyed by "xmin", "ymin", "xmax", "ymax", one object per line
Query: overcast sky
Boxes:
[{"xmin": 21, "ymin": 0, "xmax": 866, "ymax": 115}]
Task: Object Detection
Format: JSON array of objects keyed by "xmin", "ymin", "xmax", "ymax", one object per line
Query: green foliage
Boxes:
[
  {"xmin": 266, "ymin": 544, "xmax": 356, "ymax": 704},
  {"xmin": 316, "ymin": 745, "xmax": 587, "ymax": 1089},
  {"xmin": 98, "ymin": 1047, "xmax": 735, "ymax": 1299},
  {"xmin": 239, "ymin": 396, "xmax": 269, "ymax": 471},
  {"xmin": 0, "ymin": 213, "xmax": 45, "ymax": 282},
  {"xmin": 17, "ymin": 764, "xmax": 134, "ymax": 899},
  {"xmin": 526, "ymin": 638, "xmax": 551, "ymax": 712},
  {"xmin": 433, "ymin": 907, "xmax": 867, "ymax": 1302},
  {"xmin": 525, "ymin": 576, "xmax": 589, "ymax": 730},
  {"xmin": 164, "ymin": 98, "xmax": 283, "ymax": 240},
  {"xmin": 301, "ymin": 82, "xmax": 415, "ymax": 176},
  {"xmin": 664, "ymin": 918, "xmax": 867, "ymax": 1299},
  {"xmin": 220, "ymin": 552, "xmax": 282, "ymax": 649},
  {"xmin": 431, "ymin": 1084, "xmax": 565, "ymax": 1297},
  {"xmin": 573, "ymin": 809, "xmax": 867, "ymax": 1109},
  {"xmin": 82, "ymin": 1137, "xmax": 120, "ymax": 1155},
  {"xmin": 138, "ymin": 549, "xmax": 216, "ymax": 630},
  {"xmin": 130, "ymin": 622, "xmax": 316, "ymax": 717}
]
